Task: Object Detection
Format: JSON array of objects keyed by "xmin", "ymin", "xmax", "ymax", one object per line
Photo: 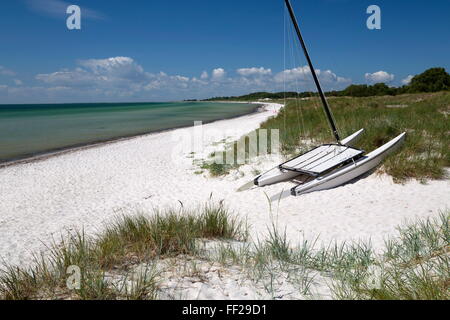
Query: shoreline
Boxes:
[
  {"xmin": 0, "ymin": 103, "xmax": 263, "ymax": 169},
  {"xmin": 0, "ymin": 102, "xmax": 284, "ymax": 268}
]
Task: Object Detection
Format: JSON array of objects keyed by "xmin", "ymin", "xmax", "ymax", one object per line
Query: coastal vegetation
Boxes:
[
  {"xmin": 330, "ymin": 68, "xmax": 450, "ymax": 97},
  {"xmin": 204, "ymin": 68, "xmax": 450, "ymax": 101},
  {"xmin": 200, "ymin": 68, "xmax": 450, "ymax": 181},
  {"xmin": 211, "ymin": 210, "xmax": 449, "ymax": 300},
  {"xmin": 260, "ymin": 91, "xmax": 450, "ymax": 182},
  {"xmin": 202, "ymin": 90, "xmax": 450, "ymax": 182},
  {"xmin": 1, "ymin": 204, "xmax": 448, "ymax": 300},
  {"xmin": 0, "ymin": 203, "xmax": 246, "ymax": 300}
]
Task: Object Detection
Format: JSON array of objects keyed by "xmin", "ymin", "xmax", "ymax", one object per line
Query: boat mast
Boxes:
[{"xmin": 284, "ymin": 0, "xmax": 341, "ymax": 143}]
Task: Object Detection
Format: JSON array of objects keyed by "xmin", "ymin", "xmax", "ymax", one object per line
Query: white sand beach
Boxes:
[{"xmin": 0, "ymin": 102, "xmax": 449, "ymax": 299}]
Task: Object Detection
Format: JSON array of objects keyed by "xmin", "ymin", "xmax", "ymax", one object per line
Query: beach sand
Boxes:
[{"xmin": 0, "ymin": 102, "xmax": 449, "ymax": 299}]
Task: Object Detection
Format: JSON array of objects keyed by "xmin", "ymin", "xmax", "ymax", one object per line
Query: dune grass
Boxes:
[
  {"xmin": 207, "ymin": 211, "xmax": 449, "ymax": 300},
  {"xmin": 203, "ymin": 92, "xmax": 450, "ymax": 182},
  {"xmin": 1, "ymin": 203, "xmax": 447, "ymax": 300},
  {"xmin": 332, "ymin": 211, "xmax": 449, "ymax": 300},
  {"xmin": 200, "ymin": 161, "xmax": 233, "ymax": 177},
  {"xmin": 260, "ymin": 92, "xmax": 450, "ymax": 182},
  {"xmin": 0, "ymin": 203, "xmax": 246, "ymax": 300}
]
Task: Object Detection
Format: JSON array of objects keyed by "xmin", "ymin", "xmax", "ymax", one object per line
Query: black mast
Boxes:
[{"xmin": 284, "ymin": 0, "xmax": 341, "ymax": 143}]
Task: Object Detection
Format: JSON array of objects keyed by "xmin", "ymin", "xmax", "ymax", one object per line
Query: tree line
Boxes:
[{"xmin": 201, "ymin": 67, "xmax": 450, "ymax": 101}]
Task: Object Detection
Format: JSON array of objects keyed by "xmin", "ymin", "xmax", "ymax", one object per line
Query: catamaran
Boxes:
[{"xmin": 239, "ymin": 0, "xmax": 406, "ymax": 199}]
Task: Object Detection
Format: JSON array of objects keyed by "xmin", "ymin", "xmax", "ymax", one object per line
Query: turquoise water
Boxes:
[{"xmin": 0, "ymin": 102, "xmax": 257, "ymax": 162}]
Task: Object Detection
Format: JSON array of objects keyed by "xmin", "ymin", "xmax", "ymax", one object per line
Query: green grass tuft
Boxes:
[
  {"xmin": 0, "ymin": 203, "xmax": 245, "ymax": 300},
  {"xmin": 205, "ymin": 211, "xmax": 449, "ymax": 300}
]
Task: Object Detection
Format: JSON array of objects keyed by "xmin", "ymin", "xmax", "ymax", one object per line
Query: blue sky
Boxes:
[{"xmin": 0, "ymin": 0, "xmax": 449, "ymax": 103}]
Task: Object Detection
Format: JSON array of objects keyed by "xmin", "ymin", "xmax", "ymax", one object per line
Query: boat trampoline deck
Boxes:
[{"xmin": 279, "ymin": 144, "xmax": 364, "ymax": 176}]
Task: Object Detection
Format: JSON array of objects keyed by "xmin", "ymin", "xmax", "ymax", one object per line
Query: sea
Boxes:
[{"xmin": 0, "ymin": 101, "xmax": 257, "ymax": 163}]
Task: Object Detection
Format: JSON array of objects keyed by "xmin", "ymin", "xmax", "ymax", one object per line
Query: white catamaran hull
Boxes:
[
  {"xmin": 239, "ymin": 128, "xmax": 365, "ymax": 191},
  {"xmin": 270, "ymin": 132, "xmax": 406, "ymax": 200}
]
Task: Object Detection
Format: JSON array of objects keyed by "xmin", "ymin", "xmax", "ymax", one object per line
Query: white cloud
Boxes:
[
  {"xmin": 401, "ymin": 75, "xmax": 414, "ymax": 85},
  {"xmin": 211, "ymin": 68, "xmax": 226, "ymax": 81},
  {"xmin": 14, "ymin": 79, "xmax": 23, "ymax": 86},
  {"xmin": 143, "ymin": 72, "xmax": 195, "ymax": 92},
  {"xmin": 33, "ymin": 57, "xmax": 183, "ymax": 101},
  {"xmin": 365, "ymin": 71, "xmax": 395, "ymax": 84},
  {"xmin": 237, "ymin": 67, "xmax": 272, "ymax": 77},
  {"xmin": 174, "ymin": 75, "xmax": 189, "ymax": 82},
  {"xmin": 0, "ymin": 66, "xmax": 15, "ymax": 76},
  {"xmin": 36, "ymin": 57, "xmax": 151, "ymax": 88},
  {"xmin": 79, "ymin": 57, "xmax": 148, "ymax": 81},
  {"xmin": 274, "ymin": 65, "xmax": 351, "ymax": 89},
  {"xmin": 79, "ymin": 57, "xmax": 136, "ymax": 71},
  {"xmin": 274, "ymin": 66, "xmax": 311, "ymax": 83},
  {"xmin": 3, "ymin": 58, "xmax": 352, "ymax": 103}
]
